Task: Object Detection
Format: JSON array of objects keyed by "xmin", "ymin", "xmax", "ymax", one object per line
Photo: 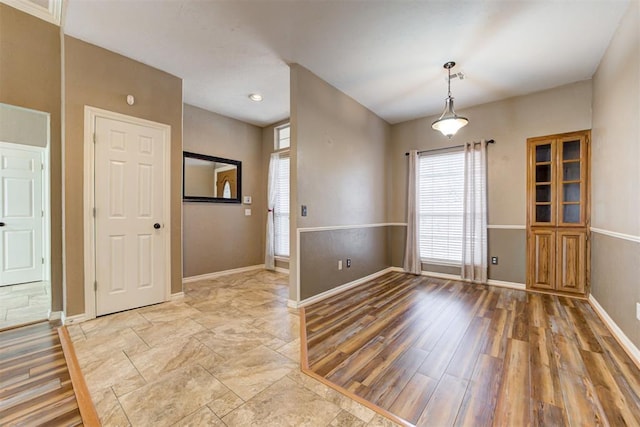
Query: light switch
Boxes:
[
  {"xmin": 244, "ymin": 209, "xmax": 251, "ymax": 216},
  {"xmin": 243, "ymin": 196, "xmax": 252, "ymax": 204}
]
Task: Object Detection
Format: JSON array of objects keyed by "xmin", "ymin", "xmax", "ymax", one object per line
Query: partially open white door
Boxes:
[
  {"xmin": 0, "ymin": 145, "xmax": 44, "ymax": 286},
  {"xmin": 94, "ymin": 115, "xmax": 167, "ymax": 316}
]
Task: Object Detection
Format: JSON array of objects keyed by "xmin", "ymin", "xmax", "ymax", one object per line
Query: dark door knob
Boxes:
[
  {"xmin": 0, "ymin": 222, "xmax": 5, "ymax": 227},
  {"xmin": 153, "ymin": 223, "xmax": 161, "ymax": 229}
]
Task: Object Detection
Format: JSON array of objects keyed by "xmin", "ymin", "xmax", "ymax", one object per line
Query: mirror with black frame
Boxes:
[{"xmin": 183, "ymin": 151, "xmax": 242, "ymax": 203}]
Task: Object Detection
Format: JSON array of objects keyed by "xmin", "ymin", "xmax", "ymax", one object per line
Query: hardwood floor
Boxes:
[
  {"xmin": 303, "ymin": 271, "xmax": 640, "ymax": 426},
  {"xmin": 0, "ymin": 321, "xmax": 95, "ymax": 426}
]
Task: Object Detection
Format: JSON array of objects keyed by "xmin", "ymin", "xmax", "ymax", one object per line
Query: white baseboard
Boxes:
[
  {"xmin": 487, "ymin": 279, "xmax": 526, "ymax": 290},
  {"xmin": 589, "ymin": 295, "xmax": 640, "ymax": 367},
  {"xmin": 48, "ymin": 310, "xmax": 63, "ymax": 322},
  {"xmin": 287, "ymin": 299, "xmax": 298, "ymax": 309},
  {"xmin": 297, "ymin": 267, "xmax": 395, "ymax": 308},
  {"xmin": 421, "ymin": 270, "xmax": 461, "ymax": 281},
  {"xmin": 275, "ymin": 267, "xmax": 290, "ymax": 274},
  {"xmin": 182, "ymin": 264, "xmax": 265, "ymax": 284},
  {"xmin": 169, "ymin": 292, "xmax": 184, "ymax": 301},
  {"xmin": 63, "ymin": 313, "xmax": 90, "ymax": 325}
]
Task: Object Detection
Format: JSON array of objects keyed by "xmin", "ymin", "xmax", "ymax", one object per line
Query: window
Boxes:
[
  {"xmin": 418, "ymin": 149, "xmax": 464, "ymax": 264},
  {"xmin": 274, "ymin": 124, "xmax": 290, "ymax": 257},
  {"xmin": 274, "ymin": 153, "xmax": 290, "ymax": 257},
  {"xmin": 275, "ymin": 124, "xmax": 290, "ymax": 150}
]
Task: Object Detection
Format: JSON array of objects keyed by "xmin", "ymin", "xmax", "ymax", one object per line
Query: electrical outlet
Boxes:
[
  {"xmin": 491, "ymin": 256, "xmax": 498, "ymax": 265},
  {"xmin": 338, "ymin": 260, "xmax": 342, "ymax": 270},
  {"xmin": 636, "ymin": 303, "xmax": 640, "ymax": 321},
  {"xmin": 346, "ymin": 258, "xmax": 352, "ymax": 268}
]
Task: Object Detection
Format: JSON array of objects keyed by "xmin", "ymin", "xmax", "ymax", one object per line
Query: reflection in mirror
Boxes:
[{"xmin": 183, "ymin": 151, "xmax": 242, "ymax": 203}]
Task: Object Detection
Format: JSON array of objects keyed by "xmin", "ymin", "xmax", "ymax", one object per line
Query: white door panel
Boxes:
[
  {"xmin": 94, "ymin": 116, "xmax": 166, "ymax": 316},
  {"xmin": 0, "ymin": 146, "xmax": 44, "ymax": 286}
]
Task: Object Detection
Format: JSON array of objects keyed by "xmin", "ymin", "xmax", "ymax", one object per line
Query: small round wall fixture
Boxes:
[
  {"xmin": 431, "ymin": 61, "xmax": 469, "ymax": 138},
  {"xmin": 248, "ymin": 93, "xmax": 263, "ymax": 102},
  {"xmin": 126, "ymin": 95, "xmax": 135, "ymax": 106}
]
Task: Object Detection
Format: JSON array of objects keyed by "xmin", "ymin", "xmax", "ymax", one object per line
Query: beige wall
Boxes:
[
  {"xmin": 299, "ymin": 227, "xmax": 389, "ymax": 299},
  {"xmin": 0, "ymin": 4, "xmax": 63, "ymax": 311},
  {"xmin": 292, "ymin": 65, "xmax": 390, "ymax": 229},
  {"xmin": 389, "ymin": 80, "xmax": 593, "ymax": 225},
  {"xmin": 591, "ymin": 1, "xmax": 640, "ymax": 348},
  {"xmin": 389, "ymin": 80, "xmax": 593, "ymax": 283},
  {"xmin": 290, "ymin": 64, "xmax": 391, "ymax": 301},
  {"xmin": 183, "ymin": 104, "xmax": 264, "ymax": 277},
  {"xmin": 65, "ymin": 36, "xmax": 183, "ymax": 315},
  {"xmin": 0, "ymin": 103, "xmax": 49, "ymax": 148}
]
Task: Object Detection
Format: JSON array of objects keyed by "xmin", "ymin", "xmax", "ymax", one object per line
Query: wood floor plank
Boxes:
[
  {"xmin": 581, "ymin": 349, "xmax": 640, "ymax": 426},
  {"xmin": 389, "ymin": 372, "xmax": 438, "ymax": 424},
  {"xmin": 493, "ymin": 339, "xmax": 530, "ymax": 426},
  {"xmin": 529, "ymin": 327, "xmax": 564, "ymax": 407},
  {"xmin": 0, "ymin": 322, "xmax": 91, "ymax": 427},
  {"xmin": 557, "ymin": 367, "xmax": 607, "ymax": 426},
  {"xmin": 600, "ymin": 336, "xmax": 640, "ymax": 411},
  {"xmin": 531, "ymin": 400, "xmax": 567, "ymax": 426},
  {"xmin": 415, "ymin": 373, "xmax": 468, "ymax": 427},
  {"xmin": 454, "ymin": 354, "xmax": 502, "ymax": 427},
  {"xmin": 445, "ymin": 316, "xmax": 491, "ymax": 381}
]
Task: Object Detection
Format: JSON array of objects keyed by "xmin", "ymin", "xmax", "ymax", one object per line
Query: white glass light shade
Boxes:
[{"xmin": 432, "ymin": 96, "xmax": 468, "ymax": 138}]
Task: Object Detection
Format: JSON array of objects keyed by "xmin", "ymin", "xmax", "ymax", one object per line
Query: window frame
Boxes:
[
  {"xmin": 274, "ymin": 123, "xmax": 290, "ymax": 151},
  {"xmin": 273, "ymin": 123, "xmax": 290, "ymax": 259},
  {"xmin": 417, "ymin": 148, "xmax": 465, "ymax": 266}
]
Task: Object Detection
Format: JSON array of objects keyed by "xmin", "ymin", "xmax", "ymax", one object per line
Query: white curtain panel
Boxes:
[
  {"xmin": 403, "ymin": 150, "xmax": 421, "ymax": 275},
  {"xmin": 461, "ymin": 140, "xmax": 488, "ymax": 283},
  {"xmin": 265, "ymin": 153, "xmax": 278, "ymax": 270}
]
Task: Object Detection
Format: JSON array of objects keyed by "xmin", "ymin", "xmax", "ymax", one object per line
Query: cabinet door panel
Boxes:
[
  {"xmin": 528, "ymin": 140, "xmax": 557, "ymax": 227},
  {"xmin": 557, "ymin": 135, "xmax": 589, "ymax": 227},
  {"xmin": 556, "ymin": 230, "xmax": 587, "ymax": 294},
  {"xmin": 528, "ymin": 229, "xmax": 556, "ymax": 290}
]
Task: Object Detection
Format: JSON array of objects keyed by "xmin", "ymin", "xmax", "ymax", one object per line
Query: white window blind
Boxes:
[
  {"xmin": 274, "ymin": 153, "xmax": 290, "ymax": 257},
  {"xmin": 418, "ymin": 149, "xmax": 464, "ymax": 264}
]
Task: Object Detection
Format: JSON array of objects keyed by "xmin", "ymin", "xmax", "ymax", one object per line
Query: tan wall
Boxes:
[
  {"xmin": 290, "ymin": 64, "xmax": 391, "ymax": 301},
  {"xmin": 292, "ymin": 65, "xmax": 390, "ymax": 228},
  {"xmin": 182, "ymin": 104, "xmax": 264, "ymax": 277},
  {"xmin": 65, "ymin": 36, "xmax": 183, "ymax": 315},
  {"xmin": 0, "ymin": 103, "xmax": 49, "ymax": 148},
  {"xmin": 0, "ymin": 4, "xmax": 63, "ymax": 311},
  {"xmin": 389, "ymin": 81, "xmax": 593, "ymax": 283},
  {"xmin": 591, "ymin": 1, "xmax": 640, "ymax": 348},
  {"xmin": 299, "ymin": 227, "xmax": 389, "ymax": 300}
]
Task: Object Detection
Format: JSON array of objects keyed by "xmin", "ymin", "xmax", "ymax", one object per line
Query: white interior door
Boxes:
[
  {"xmin": 94, "ymin": 116, "xmax": 166, "ymax": 316},
  {"xmin": 0, "ymin": 145, "xmax": 44, "ymax": 286}
]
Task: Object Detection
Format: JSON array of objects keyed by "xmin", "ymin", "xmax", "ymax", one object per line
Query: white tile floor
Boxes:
[{"xmin": 0, "ymin": 281, "xmax": 50, "ymax": 330}]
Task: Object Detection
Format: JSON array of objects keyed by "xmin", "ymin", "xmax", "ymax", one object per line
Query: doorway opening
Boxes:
[{"xmin": 0, "ymin": 104, "xmax": 51, "ymax": 329}]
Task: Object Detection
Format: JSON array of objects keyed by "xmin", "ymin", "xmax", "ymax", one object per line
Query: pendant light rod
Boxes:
[
  {"xmin": 432, "ymin": 61, "xmax": 469, "ymax": 138},
  {"xmin": 444, "ymin": 61, "xmax": 455, "ymax": 97}
]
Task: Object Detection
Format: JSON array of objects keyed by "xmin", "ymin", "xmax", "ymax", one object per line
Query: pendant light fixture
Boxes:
[{"xmin": 432, "ymin": 61, "xmax": 468, "ymax": 138}]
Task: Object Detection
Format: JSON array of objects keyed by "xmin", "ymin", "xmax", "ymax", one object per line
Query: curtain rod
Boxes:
[{"xmin": 405, "ymin": 139, "xmax": 495, "ymax": 156}]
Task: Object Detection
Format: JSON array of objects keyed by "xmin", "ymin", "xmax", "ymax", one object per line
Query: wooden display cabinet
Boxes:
[{"xmin": 526, "ymin": 130, "xmax": 590, "ymax": 296}]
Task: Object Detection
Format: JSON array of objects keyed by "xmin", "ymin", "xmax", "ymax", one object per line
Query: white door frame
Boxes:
[
  {"xmin": 0, "ymin": 140, "xmax": 50, "ymax": 284},
  {"xmin": 83, "ymin": 106, "xmax": 171, "ymax": 320}
]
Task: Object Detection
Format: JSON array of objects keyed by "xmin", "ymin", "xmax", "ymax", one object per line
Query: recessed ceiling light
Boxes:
[{"xmin": 248, "ymin": 93, "xmax": 263, "ymax": 102}]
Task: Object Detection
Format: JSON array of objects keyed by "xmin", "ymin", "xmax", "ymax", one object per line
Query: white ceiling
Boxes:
[{"xmin": 63, "ymin": 0, "xmax": 629, "ymax": 127}]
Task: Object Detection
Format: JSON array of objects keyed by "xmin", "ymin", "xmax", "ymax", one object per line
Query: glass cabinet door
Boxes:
[
  {"xmin": 557, "ymin": 136, "xmax": 587, "ymax": 226},
  {"xmin": 530, "ymin": 140, "xmax": 556, "ymax": 226}
]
